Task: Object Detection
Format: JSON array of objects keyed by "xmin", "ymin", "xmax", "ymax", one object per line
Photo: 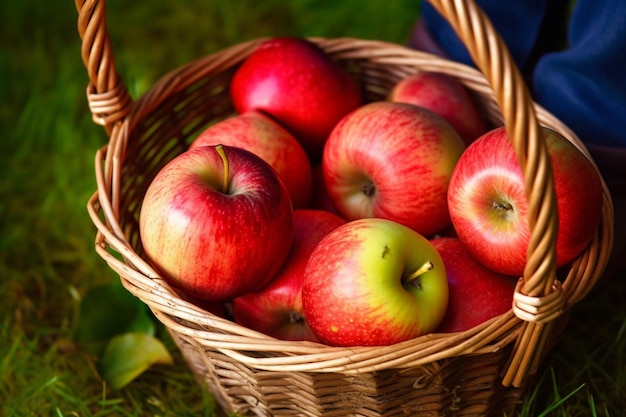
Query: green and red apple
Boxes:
[{"xmin": 302, "ymin": 218, "xmax": 449, "ymax": 347}]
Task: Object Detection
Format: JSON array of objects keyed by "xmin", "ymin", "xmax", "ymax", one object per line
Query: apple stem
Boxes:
[
  {"xmin": 361, "ymin": 180, "xmax": 376, "ymax": 197},
  {"xmin": 215, "ymin": 144, "xmax": 230, "ymax": 194},
  {"xmin": 403, "ymin": 260, "xmax": 434, "ymax": 289},
  {"xmin": 492, "ymin": 201, "xmax": 513, "ymax": 211},
  {"xmin": 290, "ymin": 311, "xmax": 305, "ymax": 325}
]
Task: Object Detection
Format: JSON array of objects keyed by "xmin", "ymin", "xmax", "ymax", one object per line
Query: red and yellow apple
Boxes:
[
  {"xmin": 322, "ymin": 101, "xmax": 466, "ymax": 237},
  {"xmin": 389, "ymin": 71, "xmax": 487, "ymax": 144},
  {"xmin": 447, "ymin": 126, "xmax": 603, "ymax": 276},
  {"xmin": 190, "ymin": 110, "xmax": 313, "ymax": 208},
  {"xmin": 302, "ymin": 218, "xmax": 449, "ymax": 347},
  {"xmin": 139, "ymin": 145, "xmax": 294, "ymax": 301}
]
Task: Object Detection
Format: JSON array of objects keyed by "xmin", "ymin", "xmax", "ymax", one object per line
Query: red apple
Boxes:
[
  {"xmin": 430, "ymin": 237, "xmax": 517, "ymax": 333},
  {"xmin": 190, "ymin": 110, "xmax": 314, "ymax": 208},
  {"xmin": 310, "ymin": 164, "xmax": 339, "ymax": 214},
  {"xmin": 139, "ymin": 144, "xmax": 294, "ymax": 301},
  {"xmin": 447, "ymin": 126, "xmax": 603, "ymax": 276},
  {"xmin": 388, "ymin": 71, "xmax": 488, "ymax": 144},
  {"xmin": 302, "ymin": 218, "xmax": 449, "ymax": 347},
  {"xmin": 233, "ymin": 209, "xmax": 346, "ymax": 342},
  {"xmin": 230, "ymin": 37, "xmax": 363, "ymax": 160},
  {"xmin": 322, "ymin": 101, "xmax": 466, "ymax": 237},
  {"xmin": 176, "ymin": 290, "xmax": 229, "ymax": 319}
]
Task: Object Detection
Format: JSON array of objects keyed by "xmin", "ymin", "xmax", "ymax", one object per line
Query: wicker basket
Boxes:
[{"xmin": 76, "ymin": 0, "xmax": 614, "ymax": 415}]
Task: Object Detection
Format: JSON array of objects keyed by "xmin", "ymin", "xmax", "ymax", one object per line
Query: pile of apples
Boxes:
[{"xmin": 139, "ymin": 37, "xmax": 603, "ymax": 347}]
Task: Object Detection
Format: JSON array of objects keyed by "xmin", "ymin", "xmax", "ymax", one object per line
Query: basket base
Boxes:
[{"xmin": 168, "ymin": 329, "xmax": 526, "ymax": 417}]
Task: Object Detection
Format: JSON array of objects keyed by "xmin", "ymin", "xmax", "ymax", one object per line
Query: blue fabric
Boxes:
[
  {"xmin": 421, "ymin": 0, "xmax": 626, "ymax": 148},
  {"xmin": 422, "ymin": 0, "xmax": 553, "ymax": 69},
  {"xmin": 533, "ymin": 0, "xmax": 626, "ymax": 148}
]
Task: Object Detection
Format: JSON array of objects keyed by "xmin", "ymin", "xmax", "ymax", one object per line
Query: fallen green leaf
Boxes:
[
  {"xmin": 74, "ymin": 280, "xmax": 156, "ymax": 355},
  {"xmin": 99, "ymin": 332, "xmax": 174, "ymax": 390}
]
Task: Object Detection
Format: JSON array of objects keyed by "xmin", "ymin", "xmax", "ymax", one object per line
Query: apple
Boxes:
[
  {"xmin": 310, "ymin": 164, "xmax": 340, "ymax": 214},
  {"xmin": 139, "ymin": 144, "xmax": 294, "ymax": 302},
  {"xmin": 233, "ymin": 209, "xmax": 346, "ymax": 342},
  {"xmin": 388, "ymin": 71, "xmax": 488, "ymax": 144},
  {"xmin": 430, "ymin": 237, "xmax": 517, "ymax": 333},
  {"xmin": 176, "ymin": 290, "xmax": 230, "ymax": 319},
  {"xmin": 322, "ymin": 101, "xmax": 466, "ymax": 237},
  {"xmin": 302, "ymin": 217, "xmax": 449, "ymax": 347},
  {"xmin": 447, "ymin": 126, "xmax": 603, "ymax": 276},
  {"xmin": 190, "ymin": 110, "xmax": 314, "ymax": 208},
  {"xmin": 230, "ymin": 36, "xmax": 363, "ymax": 160}
]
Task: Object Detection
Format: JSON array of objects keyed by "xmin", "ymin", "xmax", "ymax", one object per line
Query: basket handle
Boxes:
[
  {"xmin": 76, "ymin": 0, "xmax": 132, "ymax": 135},
  {"xmin": 426, "ymin": 0, "xmax": 560, "ymax": 386}
]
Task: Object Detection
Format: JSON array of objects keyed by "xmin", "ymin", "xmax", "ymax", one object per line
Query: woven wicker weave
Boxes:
[{"xmin": 76, "ymin": 0, "xmax": 614, "ymax": 415}]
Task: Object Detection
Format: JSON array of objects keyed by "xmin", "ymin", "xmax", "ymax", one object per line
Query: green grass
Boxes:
[{"xmin": 1, "ymin": 1, "xmax": 624, "ymax": 416}]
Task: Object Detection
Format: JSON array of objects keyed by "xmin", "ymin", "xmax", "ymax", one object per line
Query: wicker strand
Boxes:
[{"xmin": 76, "ymin": 0, "xmax": 132, "ymax": 134}]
